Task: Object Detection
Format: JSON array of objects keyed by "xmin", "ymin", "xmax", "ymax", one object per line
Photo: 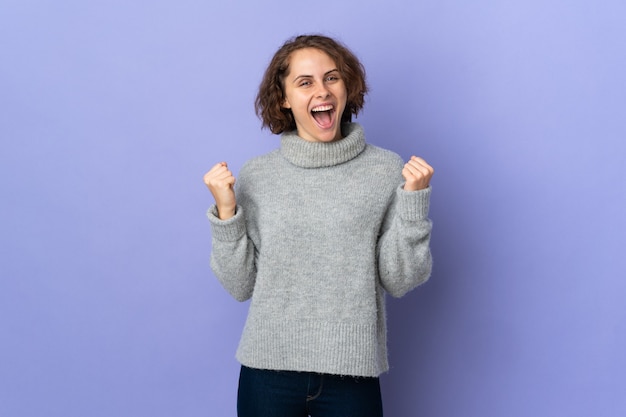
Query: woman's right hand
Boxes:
[{"xmin": 203, "ymin": 162, "xmax": 237, "ymax": 220}]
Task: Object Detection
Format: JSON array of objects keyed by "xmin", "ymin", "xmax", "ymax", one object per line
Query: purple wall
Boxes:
[{"xmin": 1, "ymin": 1, "xmax": 624, "ymax": 416}]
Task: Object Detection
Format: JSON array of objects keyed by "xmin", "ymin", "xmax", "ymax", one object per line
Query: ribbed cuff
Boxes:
[
  {"xmin": 397, "ymin": 185, "xmax": 431, "ymax": 221},
  {"xmin": 206, "ymin": 204, "xmax": 246, "ymax": 241}
]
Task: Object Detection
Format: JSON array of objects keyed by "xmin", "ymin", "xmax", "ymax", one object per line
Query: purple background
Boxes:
[{"xmin": 1, "ymin": 1, "xmax": 625, "ymax": 416}]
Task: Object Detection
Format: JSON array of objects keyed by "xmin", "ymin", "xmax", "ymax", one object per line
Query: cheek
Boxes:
[
  {"xmin": 337, "ymin": 90, "xmax": 348, "ymax": 108},
  {"xmin": 282, "ymin": 89, "xmax": 298, "ymax": 109},
  {"xmin": 337, "ymin": 82, "xmax": 348, "ymax": 99}
]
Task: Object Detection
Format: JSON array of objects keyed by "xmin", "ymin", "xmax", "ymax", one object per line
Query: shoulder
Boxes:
[
  {"xmin": 340, "ymin": 144, "xmax": 405, "ymax": 193},
  {"xmin": 360, "ymin": 144, "xmax": 405, "ymax": 172},
  {"xmin": 239, "ymin": 149, "xmax": 282, "ymax": 178}
]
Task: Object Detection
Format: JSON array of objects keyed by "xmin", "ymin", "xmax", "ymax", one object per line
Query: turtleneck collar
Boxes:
[{"xmin": 279, "ymin": 123, "xmax": 366, "ymax": 168}]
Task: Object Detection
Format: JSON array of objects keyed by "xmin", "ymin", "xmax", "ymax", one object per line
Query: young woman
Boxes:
[{"xmin": 204, "ymin": 34, "xmax": 434, "ymax": 417}]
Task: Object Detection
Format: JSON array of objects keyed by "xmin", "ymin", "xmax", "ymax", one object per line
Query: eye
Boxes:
[{"xmin": 325, "ymin": 73, "xmax": 340, "ymax": 82}]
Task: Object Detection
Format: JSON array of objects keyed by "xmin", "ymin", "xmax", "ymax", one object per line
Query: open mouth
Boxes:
[{"xmin": 311, "ymin": 104, "xmax": 335, "ymax": 129}]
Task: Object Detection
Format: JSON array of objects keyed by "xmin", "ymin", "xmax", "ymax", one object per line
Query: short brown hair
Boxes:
[{"xmin": 255, "ymin": 35, "xmax": 368, "ymax": 135}]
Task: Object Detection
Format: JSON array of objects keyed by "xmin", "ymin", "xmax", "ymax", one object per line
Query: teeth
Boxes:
[{"xmin": 312, "ymin": 105, "xmax": 333, "ymax": 112}]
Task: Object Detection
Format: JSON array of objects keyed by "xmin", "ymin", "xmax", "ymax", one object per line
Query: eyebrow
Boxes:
[{"xmin": 292, "ymin": 69, "xmax": 340, "ymax": 83}]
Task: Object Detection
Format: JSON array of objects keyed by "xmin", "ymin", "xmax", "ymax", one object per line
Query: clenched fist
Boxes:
[
  {"xmin": 203, "ymin": 162, "xmax": 237, "ymax": 220},
  {"xmin": 402, "ymin": 156, "xmax": 434, "ymax": 191}
]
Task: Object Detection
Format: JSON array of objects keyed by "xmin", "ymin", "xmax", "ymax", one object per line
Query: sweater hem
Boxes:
[{"xmin": 235, "ymin": 318, "xmax": 389, "ymax": 377}]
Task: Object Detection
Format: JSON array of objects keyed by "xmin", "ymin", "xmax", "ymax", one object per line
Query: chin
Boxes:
[{"xmin": 318, "ymin": 122, "xmax": 343, "ymax": 141}]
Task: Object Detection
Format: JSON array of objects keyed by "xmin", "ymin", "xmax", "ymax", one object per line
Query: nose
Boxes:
[{"xmin": 315, "ymin": 83, "xmax": 330, "ymax": 98}]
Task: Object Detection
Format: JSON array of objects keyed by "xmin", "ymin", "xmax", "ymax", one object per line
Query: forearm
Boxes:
[
  {"xmin": 207, "ymin": 205, "xmax": 257, "ymax": 301},
  {"xmin": 377, "ymin": 186, "xmax": 433, "ymax": 297}
]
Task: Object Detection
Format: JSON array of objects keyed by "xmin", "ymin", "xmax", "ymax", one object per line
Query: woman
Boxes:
[{"xmin": 204, "ymin": 34, "xmax": 434, "ymax": 417}]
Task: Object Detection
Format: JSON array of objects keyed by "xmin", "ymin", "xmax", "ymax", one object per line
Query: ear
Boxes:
[{"xmin": 282, "ymin": 97, "xmax": 291, "ymax": 109}]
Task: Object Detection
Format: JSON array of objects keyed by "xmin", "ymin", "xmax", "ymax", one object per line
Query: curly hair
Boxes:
[{"xmin": 255, "ymin": 35, "xmax": 368, "ymax": 135}]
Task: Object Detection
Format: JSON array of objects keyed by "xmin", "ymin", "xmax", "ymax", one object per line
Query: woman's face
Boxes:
[{"xmin": 282, "ymin": 48, "xmax": 348, "ymax": 142}]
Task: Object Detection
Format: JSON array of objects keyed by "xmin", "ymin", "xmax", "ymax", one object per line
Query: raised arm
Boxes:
[
  {"xmin": 377, "ymin": 156, "xmax": 434, "ymax": 297},
  {"xmin": 204, "ymin": 162, "xmax": 256, "ymax": 301}
]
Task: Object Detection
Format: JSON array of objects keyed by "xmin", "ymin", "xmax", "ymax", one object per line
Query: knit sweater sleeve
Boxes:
[
  {"xmin": 377, "ymin": 185, "xmax": 433, "ymax": 298},
  {"xmin": 207, "ymin": 204, "xmax": 257, "ymax": 301}
]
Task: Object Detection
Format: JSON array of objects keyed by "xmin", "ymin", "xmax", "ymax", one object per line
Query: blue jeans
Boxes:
[{"xmin": 237, "ymin": 365, "xmax": 384, "ymax": 417}]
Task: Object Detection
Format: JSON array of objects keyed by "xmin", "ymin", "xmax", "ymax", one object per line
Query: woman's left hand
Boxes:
[{"xmin": 402, "ymin": 156, "xmax": 434, "ymax": 191}]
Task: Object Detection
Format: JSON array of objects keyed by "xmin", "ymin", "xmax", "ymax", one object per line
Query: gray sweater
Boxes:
[{"xmin": 207, "ymin": 123, "xmax": 432, "ymax": 377}]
